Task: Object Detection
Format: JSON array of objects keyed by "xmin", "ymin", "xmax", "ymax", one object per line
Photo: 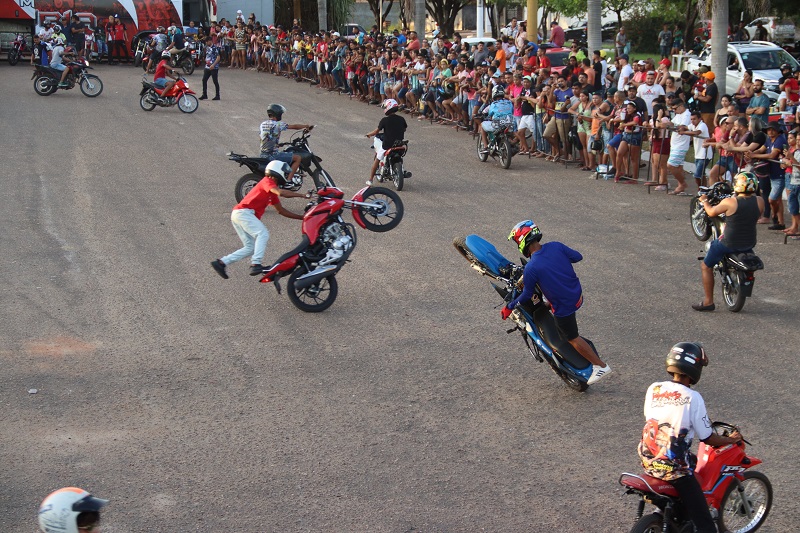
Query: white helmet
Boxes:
[
  {"xmin": 52, "ymin": 24, "xmax": 62, "ymax": 33},
  {"xmin": 38, "ymin": 487, "xmax": 108, "ymax": 533},
  {"xmin": 53, "ymin": 36, "xmax": 65, "ymax": 47},
  {"xmin": 382, "ymin": 98, "xmax": 399, "ymax": 115},
  {"xmin": 161, "ymin": 50, "xmax": 171, "ymax": 58},
  {"xmin": 265, "ymin": 160, "xmax": 291, "ymax": 185}
]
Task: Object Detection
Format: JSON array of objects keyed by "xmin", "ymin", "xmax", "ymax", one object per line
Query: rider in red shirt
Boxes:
[{"xmin": 153, "ymin": 50, "xmax": 181, "ymax": 94}]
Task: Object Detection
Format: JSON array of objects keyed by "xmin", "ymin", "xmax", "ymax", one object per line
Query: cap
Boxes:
[
  {"xmin": 703, "ymin": 71, "xmax": 715, "ymax": 80},
  {"xmin": 619, "ymin": 54, "xmax": 629, "ymax": 61},
  {"xmin": 626, "ymin": 83, "xmax": 636, "ymax": 91},
  {"xmin": 480, "ymin": 61, "xmax": 489, "ymax": 66},
  {"xmin": 764, "ymin": 122, "xmax": 784, "ymax": 132},
  {"xmin": 523, "ymin": 75, "xmax": 533, "ymax": 81},
  {"xmin": 637, "ymin": 60, "xmax": 646, "ymax": 66},
  {"xmin": 432, "ymin": 29, "xmax": 440, "ymax": 37},
  {"xmin": 659, "ymin": 58, "xmax": 672, "ymax": 67},
  {"xmin": 114, "ymin": 14, "xmax": 119, "ymax": 18},
  {"xmin": 237, "ymin": 9, "xmax": 243, "ymax": 14},
  {"xmin": 599, "ymin": 50, "xmax": 607, "ymax": 58},
  {"xmin": 492, "ymin": 71, "xmax": 501, "ymax": 78}
]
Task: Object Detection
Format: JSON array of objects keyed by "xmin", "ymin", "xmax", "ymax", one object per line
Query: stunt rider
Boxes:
[
  {"xmin": 692, "ymin": 171, "xmax": 763, "ymax": 311},
  {"xmin": 153, "ymin": 50, "xmax": 182, "ymax": 96},
  {"xmin": 146, "ymin": 26, "xmax": 169, "ymax": 71},
  {"xmin": 503, "ymin": 220, "xmax": 611, "ymax": 384},
  {"xmin": 259, "ymin": 104, "xmax": 313, "ymax": 184},
  {"xmin": 50, "ymin": 39, "xmax": 77, "ymax": 88},
  {"xmin": 38, "ymin": 486, "xmax": 108, "ymax": 532},
  {"xmin": 638, "ymin": 342, "xmax": 743, "ymax": 533},
  {"xmin": 212, "ymin": 161, "xmax": 311, "ymax": 279},
  {"xmin": 365, "ymin": 98, "xmax": 408, "ymax": 186},
  {"xmin": 479, "ymin": 86, "xmax": 515, "ymax": 155}
]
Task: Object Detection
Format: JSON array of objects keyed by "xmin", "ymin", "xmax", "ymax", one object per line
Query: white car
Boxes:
[
  {"xmin": 744, "ymin": 17, "xmax": 795, "ymax": 45},
  {"xmin": 684, "ymin": 41, "xmax": 800, "ymax": 100}
]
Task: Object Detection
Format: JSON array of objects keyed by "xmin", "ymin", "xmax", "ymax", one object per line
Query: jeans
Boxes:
[
  {"xmin": 758, "ymin": 176, "xmax": 771, "ymax": 218},
  {"xmin": 534, "ymin": 113, "xmax": 549, "ymax": 152},
  {"xmin": 787, "ymin": 183, "xmax": 800, "ymax": 215},
  {"xmin": 769, "ymin": 176, "xmax": 786, "ymax": 201},
  {"xmin": 669, "ymin": 475, "xmax": 717, "ymax": 533},
  {"xmin": 221, "ymin": 209, "xmax": 270, "ymax": 266},
  {"xmin": 202, "ymin": 68, "xmax": 219, "ymax": 96}
]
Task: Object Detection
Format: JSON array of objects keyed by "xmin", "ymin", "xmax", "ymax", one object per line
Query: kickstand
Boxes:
[{"xmin": 273, "ymin": 278, "xmax": 282, "ymax": 294}]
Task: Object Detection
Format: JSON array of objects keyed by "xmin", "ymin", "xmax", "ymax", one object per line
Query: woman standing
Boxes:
[
  {"xmin": 570, "ymin": 91, "xmax": 594, "ymax": 170},
  {"xmin": 734, "ymin": 70, "xmax": 754, "ymax": 113},
  {"xmin": 615, "ymin": 100, "xmax": 644, "ymax": 182},
  {"xmin": 647, "ymin": 96, "xmax": 671, "ymax": 190}
]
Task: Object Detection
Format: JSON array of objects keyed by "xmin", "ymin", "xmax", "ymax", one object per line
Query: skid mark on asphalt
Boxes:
[
  {"xmin": 38, "ymin": 174, "xmax": 80, "ymax": 272},
  {"xmin": 22, "ymin": 336, "xmax": 97, "ymax": 357}
]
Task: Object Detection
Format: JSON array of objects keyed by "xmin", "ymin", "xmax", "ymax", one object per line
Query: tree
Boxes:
[
  {"xmin": 425, "ymin": 0, "xmax": 470, "ymax": 37},
  {"xmin": 366, "ymin": 0, "xmax": 395, "ymax": 27},
  {"xmin": 486, "ymin": 0, "xmax": 525, "ymax": 39},
  {"xmin": 603, "ymin": 0, "xmax": 637, "ymax": 26},
  {"xmin": 399, "ymin": 0, "xmax": 414, "ymax": 28}
]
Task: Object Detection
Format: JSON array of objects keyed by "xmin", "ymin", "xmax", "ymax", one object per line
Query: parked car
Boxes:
[
  {"xmin": 601, "ymin": 22, "xmax": 617, "ymax": 42},
  {"xmin": 340, "ymin": 24, "xmax": 368, "ymax": 40},
  {"xmin": 684, "ymin": 41, "xmax": 800, "ymax": 100},
  {"xmin": 745, "ymin": 17, "xmax": 795, "ymax": 45},
  {"xmin": 543, "ymin": 46, "xmax": 571, "ymax": 75},
  {"xmin": 461, "ymin": 36, "xmax": 497, "ymax": 50},
  {"xmin": 564, "ymin": 21, "xmax": 587, "ymax": 43}
]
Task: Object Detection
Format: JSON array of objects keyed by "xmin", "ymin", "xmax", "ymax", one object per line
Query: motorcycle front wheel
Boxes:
[
  {"xmin": 8, "ymin": 49, "xmax": 19, "ymax": 65},
  {"xmin": 80, "ymin": 75, "xmax": 103, "ymax": 97},
  {"xmin": 235, "ymin": 173, "xmax": 260, "ymax": 203},
  {"xmin": 287, "ymin": 269, "xmax": 338, "ymax": 313},
  {"xmin": 356, "ymin": 187, "xmax": 404, "ymax": 232},
  {"xmin": 140, "ymin": 92, "xmax": 157, "ymax": 111},
  {"xmin": 181, "ymin": 58, "xmax": 194, "ymax": 75},
  {"xmin": 499, "ymin": 137, "xmax": 512, "ymax": 169},
  {"xmin": 476, "ymin": 134, "xmax": 488, "ymax": 162},
  {"xmin": 34, "ymin": 76, "xmax": 56, "ymax": 96},
  {"xmin": 177, "ymin": 93, "xmax": 199, "ymax": 113},
  {"xmin": 391, "ymin": 161, "xmax": 404, "ymax": 191},
  {"xmin": 312, "ymin": 168, "xmax": 335, "ymax": 188},
  {"xmin": 134, "ymin": 51, "xmax": 143, "ymax": 67},
  {"xmin": 718, "ymin": 471, "xmax": 772, "ymax": 533},
  {"xmin": 722, "ymin": 268, "xmax": 746, "ymax": 313},
  {"xmin": 690, "ymin": 197, "xmax": 712, "ymax": 241}
]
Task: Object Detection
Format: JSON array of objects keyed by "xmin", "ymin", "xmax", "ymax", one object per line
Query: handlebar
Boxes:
[{"xmin": 712, "ymin": 421, "xmax": 751, "ymax": 446}]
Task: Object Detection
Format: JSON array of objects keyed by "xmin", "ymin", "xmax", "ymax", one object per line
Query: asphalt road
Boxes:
[{"xmin": 1, "ymin": 64, "xmax": 799, "ymax": 532}]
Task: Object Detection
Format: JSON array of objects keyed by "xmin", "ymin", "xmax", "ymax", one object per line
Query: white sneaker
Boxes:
[
  {"xmin": 587, "ymin": 364, "xmax": 612, "ymax": 385},
  {"xmin": 365, "ymin": 179, "xmax": 373, "ymax": 186}
]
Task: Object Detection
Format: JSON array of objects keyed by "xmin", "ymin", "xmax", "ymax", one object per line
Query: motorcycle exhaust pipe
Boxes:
[{"xmin": 293, "ymin": 264, "xmax": 338, "ymax": 289}]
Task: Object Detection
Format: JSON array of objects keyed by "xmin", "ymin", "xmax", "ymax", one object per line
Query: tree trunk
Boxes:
[
  {"xmin": 318, "ymin": 0, "xmax": 328, "ymax": 31},
  {"xmin": 711, "ymin": 0, "xmax": 729, "ymax": 99},
  {"xmin": 488, "ymin": 5, "xmax": 497, "ymax": 39},
  {"xmin": 415, "ymin": 0, "xmax": 426, "ymax": 34},
  {"xmin": 587, "ymin": 0, "xmax": 602, "ymax": 52}
]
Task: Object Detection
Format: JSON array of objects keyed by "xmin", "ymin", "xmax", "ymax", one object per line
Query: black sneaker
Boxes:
[
  {"xmin": 211, "ymin": 259, "xmax": 228, "ymax": 279},
  {"xmin": 768, "ymin": 224, "xmax": 786, "ymax": 230},
  {"xmin": 212, "ymin": 95, "xmax": 220, "ymax": 100},
  {"xmin": 250, "ymin": 264, "xmax": 264, "ymax": 276},
  {"xmin": 198, "ymin": 95, "xmax": 208, "ymax": 100}
]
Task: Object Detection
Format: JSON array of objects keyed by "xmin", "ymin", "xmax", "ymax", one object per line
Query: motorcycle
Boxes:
[
  {"xmin": 620, "ymin": 422, "xmax": 772, "ymax": 533},
  {"xmin": 229, "ymin": 128, "xmax": 335, "ymax": 201},
  {"xmin": 188, "ymin": 39, "xmax": 205, "ymax": 69},
  {"xmin": 133, "ymin": 37, "xmax": 149, "ymax": 67},
  {"xmin": 170, "ymin": 47, "xmax": 194, "ymax": 75},
  {"xmin": 32, "ymin": 59, "xmax": 103, "ymax": 97},
  {"xmin": 476, "ymin": 114, "xmax": 516, "ymax": 169},
  {"xmin": 8, "ymin": 33, "xmax": 27, "ymax": 65},
  {"xmin": 139, "ymin": 74, "xmax": 199, "ymax": 113},
  {"xmin": 259, "ymin": 186, "xmax": 404, "ymax": 312},
  {"xmin": 453, "ymin": 234, "xmax": 598, "ymax": 391},
  {"xmin": 690, "ymin": 182, "xmax": 764, "ymax": 312},
  {"xmin": 373, "ymin": 138, "xmax": 412, "ymax": 191}
]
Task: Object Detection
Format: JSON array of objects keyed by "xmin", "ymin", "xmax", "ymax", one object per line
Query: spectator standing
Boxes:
[
  {"xmin": 199, "ymin": 35, "xmax": 221, "ymax": 100},
  {"xmin": 104, "ymin": 16, "xmax": 116, "ymax": 64},
  {"xmin": 746, "ymin": 79, "xmax": 770, "ymax": 125},
  {"xmin": 750, "ymin": 123, "xmax": 788, "ymax": 229},
  {"xmin": 666, "ymin": 97, "xmax": 693, "ymax": 195},
  {"xmin": 637, "ymin": 71, "xmax": 666, "ymax": 116},
  {"xmin": 550, "ymin": 21, "xmax": 565, "ymax": 48},
  {"xmin": 754, "ymin": 21, "xmax": 768, "ymax": 41},
  {"xmin": 685, "ymin": 111, "xmax": 711, "ymax": 186},
  {"xmin": 113, "ymin": 15, "xmax": 129, "ymax": 64},
  {"xmin": 658, "ymin": 24, "xmax": 672, "ymax": 59},
  {"xmin": 617, "ymin": 54, "xmax": 632, "ymax": 92},
  {"xmin": 781, "ymin": 131, "xmax": 800, "ymax": 236},
  {"xmin": 697, "ymin": 71, "xmax": 718, "ymax": 132},
  {"xmin": 733, "ymin": 21, "xmax": 750, "ymax": 42},
  {"xmin": 615, "ymin": 27, "xmax": 627, "ymax": 58}
]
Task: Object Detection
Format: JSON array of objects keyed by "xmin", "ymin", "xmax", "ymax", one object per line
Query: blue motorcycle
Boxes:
[{"xmin": 453, "ymin": 234, "xmax": 596, "ymax": 392}]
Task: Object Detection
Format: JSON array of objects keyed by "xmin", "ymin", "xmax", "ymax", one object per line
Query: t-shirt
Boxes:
[
  {"xmin": 554, "ymin": 87, "xmax": 573, "ymax": 119},
  {"xmin": 50, "ymin": 46, "xmax": 65, "ymax": 67},
  {"xmin": 113, "ymin": 22, "xmax": 126, "ymax": 42},
  {"xmin": 658, "ymin": 30, "xmax": 672, "ymax": 47},
  {"xmin": 689, "ymin": 121, "xmax": 710, "ymax": 159},
  {"xmin": 670, "ymin": 109, "xmax": 692, "ymax": 151},
  {"xmin": 105, "ymin": 22, "xmax": 115, "ymax": 41},
  {"xmin": 638, "ymin": 381, "xmax": 712, "ymax": 481},
  {"xmin": 234, "ymin": 176, "xmax": 280, "ymax": 219},
  {"xmin": 152, "ymin": 33, "xmax": 169, "ymax": 52},
  {"xmin": 33, "ymin": 42, "xmax": 48, "ymax": 65},
  {"xmin": 508, "ymin": 83, "xmax": 524, "ymax": 116},
  {"xmin": 617, "ymin": 64, "xmax": 633, "ymax": 91},
  {"xmin": 378, "ymin": 113, "xmax": 408, "ymax": 149},
  {"xmin": 205, "ymin": 45, "xmax": 220, "ymax": 69},
  {"xmin": 494, "ymin": 48, "xmax": 506, "ymax": 73},
  {"xmin": 765, "ymin": 134, "xmax": 787, "ymax": 179},
  {"xmin": 636, "ymin": 83, "xmax": 665, "ymax": 116},
  {"xmin": 259, "ymin": 119, "xmax": 288, "ymax": 154},
  {"xmin": 154, "ymin": 59, "xmax": 168, "ymax": 80},
  {"xmin": 699, "ymin": 82, "xmax": 718, "ymax": 114},
  {"xmin": 506, "ymin": 241, "xmax": 584, "ymax": 316},
  {"xmin": 748, "ymin": 93, "xmax": 771, "ymax": 125},
  {"xmin": 784, "ymin": 77, "xmax": 799, "ymax": 103},
  {"xmin": 519, "ymin": 87, "xmax": 535, "ymax": 115}
]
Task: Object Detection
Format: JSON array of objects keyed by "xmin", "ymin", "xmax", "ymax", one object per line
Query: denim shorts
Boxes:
[
  {"xmin": 787, "ymin": 183, "xmax": 800, "ymax": 215},
  {"xmin": 694, "ymin": 158, "xmax": 712, "ymax": 179},
  {"xmin": 704, "ymin": 239, "xmax": 750, "ymax": 268},
  {"xmin": 622, "ymin": 132, "xmax": 642, "ymax": 147},
  {"xmin": 769, "ymin": 176, "xmax": 786, "ymax": 201},
  {"xmin": 716, "ymin": 155, "xmax": 737, "ymax": 175},
  {"xmin": 607, "ymin": 133, "xmax": 623, "ymax": 149}
]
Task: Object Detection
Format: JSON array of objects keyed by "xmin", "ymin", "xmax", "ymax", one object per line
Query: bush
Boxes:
[{"xmin": 626, "ymin": 14, "xmax": 680, "ymax": 53}]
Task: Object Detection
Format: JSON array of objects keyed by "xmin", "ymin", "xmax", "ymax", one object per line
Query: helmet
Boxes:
[
  {"xmin": 168, "ymin": 25, "xmax": 177, "ymax": 35},
  {"xmin": 665, "ymin": 342, "xmax": 708, "ymax": 384},
  {"xmin": 780, "ymin": 63, "xmax": 791, "ymax": 71},
  {"xmin": 157, "ymin": 25, "xmax": 166, "ymax": 33},
  {"xmin": 52, "ymin": 24, "xmax": 61, "ymax": 33},
  {"xmin": 382, "ymin": 98, "xmax": 399, "ymax": 114},
  {"xmin": 38, "ymin": 487, "xmax": 108, "ymax": 533},
  {"xmin": 63, "ymin": 46, "xmax": 75, "ymax": 55},
  {"xmin": 161, "ymin": 50, "xmax": 171, "ymax": 58},
  {"xmin": 733, "ymin": 171, "xmax": 757, "ymax": 194},
  {"xmin": 265, "ymin": 160, "xmax": 291, "ymax": 185},
  {"xmin": 267, "ymin": 103, "xmax": 287, "ymax": 119},
  {"xmin": 508, "ymin": 220, "xmax": 542, "ymax": 255},
  {"xmin": 53, "ymin": 37, "xmax": 65, "ymax": 47},
  {"xmin": 492, "ymin": 85, "xmax": 505, "ymax": 99}
]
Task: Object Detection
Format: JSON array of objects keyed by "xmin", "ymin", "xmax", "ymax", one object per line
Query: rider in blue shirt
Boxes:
[
  {"xmin": 503, "ymin": 220, "xmax": 612, "ymax": 385},
  {"xmin": 479, "ymin": 85, "xmax": 515, "ymax": 154}
]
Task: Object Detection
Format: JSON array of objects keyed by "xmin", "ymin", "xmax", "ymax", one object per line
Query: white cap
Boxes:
[
  {"xmin": 637, "ymin": 60, "xmax": 646, "ymax": 66},
  {"xmin": 236, "ymin": 9, "xmax": 242, "ymax": 14},
  {"xmin": 332, "ymin": 31, "xmax": 340, "ymax": 37}
]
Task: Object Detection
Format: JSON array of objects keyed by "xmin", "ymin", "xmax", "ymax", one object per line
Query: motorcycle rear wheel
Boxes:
[
  {"xmin": 287, "ymin": 269, "xmax": 338, "ymax": 313},
  {"xmin": 181, "ymin": 58, "xmax": 194, "ymax": 75},
  {"xmin": 392, "ymin": 161, "xmax": 404, "ymax": 191},
  {"xmin": 690, "ymin": 197, "xmax": 712, "ymax": 241},
  {"xmin": 499, "ymin": 138, "xmax": 512, "ymax": 169},
  {"xmin": 722, "ymin": 268, "xmax": 746, "ymax": 313},
  {"xmin": 177, "ymin": 93, "xmax": 199, "ymax": 113},
  {"xmin": 629, "ymin": 513, "xmax": 678, "ymax": 533},
  {"xmin": 80, "ymin": 75, "xmax": 103, "ymax": 97},
  {"xmin": 140, "ymin": 92, "xmax": 157, "ymax": 111},
  {"xmin": 476, "ymin": 134, "xmax": 489, "ymax": 162},
  {"xmin": 8, "ymin": 49, "xmax": 19, "ymax": 66},
  {"xmin": 356, "ymin": 187, "xmax": 404, "ymax": 232},
  {"xmin": 718, "ymin": 471, "xmax": 772, "ymax": 533},
  {"xmin": 34, "ymin": 76, "xmax": 56, "ymax": 96},
  {"xmin": 555, "ymin": 367, "xmax": 589, "ymax": 392},
  {"xmin": 453, "ymin": 236, "xmax": 490, "ymax": 274},
  {"xmin": 235, "ymin": 173, "xmax": 261, "ymax": 203}
]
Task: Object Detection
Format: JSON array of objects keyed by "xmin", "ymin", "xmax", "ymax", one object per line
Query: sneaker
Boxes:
[
  {"xmin": 198, "ymin": 95, "xmax": 208, "ymax": 100},
  {"xmin": 58, "ymin": 82, "xmax": 69, "ymax": 88},
  {"xmin": 212, "ymin": 95, "xmax": 220, "ymax": 100},
  {"xmin": 768, "ymin": 224, "xmax": 786, "ymax": 230},
  {"xmin": 587, "ymin": 364, "xmax": 612, "ymax": 385},
  {"xmin": 249, "ymin": 264, "xmax": 264, "ymax": 276},
  {"xmin": 211, "ymin": 259, "xmax": 228, "ymax": 279},
  {"xmin": 365, "ymin": 179, "xmax": 373, "ymax": 186}
]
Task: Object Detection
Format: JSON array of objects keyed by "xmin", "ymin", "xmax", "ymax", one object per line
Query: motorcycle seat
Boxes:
[
  {"xmin": 284, "ymin": 148, "xmax": 313, "ymax": 166},
  {"xmin": 728, "ymin": 251, "xmax": 764, "ymax": 271},
  {"xmin": 532, "ymin": 307, "xmax": 591, "ymax": 370},
  {"xmin": 271, "ymin": 235, "xmax": 311, "ymax": 267},
  {"xmin": 619, "ymin": 473, "xmax": 679, "ymax": 498}
]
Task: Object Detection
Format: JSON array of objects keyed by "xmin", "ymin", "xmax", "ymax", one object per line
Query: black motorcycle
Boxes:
[
  {"xmin": 691, "ymin": 182, "xmax": 764, "ymax": 312},
  {"xmin": 32, "ymin": 59, "xmax": 103, "ymax": 97},
  {"xmin": 373, "ymin": 138, "xmax": 411, "ymax": 191},
  {"xmin": 229, "ymin": 129, "xmax": 335, "ymax": 201},
  {"xmin": 170, "ymin": 48, "xmax": 194, "ymax": 75},
  {"xmin": 476, "ymin": 114, "xmax": 516, "ymax": 169}
]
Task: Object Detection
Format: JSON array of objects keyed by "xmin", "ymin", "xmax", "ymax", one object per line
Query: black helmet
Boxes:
[
  {"xmin": 666, "ymin": 342, "xmax": 708, "ymax": 384},
  {"xmin": 780, "ymin": 63, "xmax": 792, "ymax": 72},
  {"xmin": 267, "ymin": 103, "xmax": 286, "ymax": 119},
  {"xmin": 265, "ymin": 160, "xmax": 291, "ymax": 185}
]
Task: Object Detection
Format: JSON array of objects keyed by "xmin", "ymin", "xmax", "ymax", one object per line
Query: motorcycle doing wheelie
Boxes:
[
  {"xmin": 229, "ymin": 128, "xmax": 334, "ymax": 201},
  {"xmin": 259, "ymin": 186, "xmax": 404, "ymax": 312},
  {"xmin": 8, "ymin": 33, "xmax": 27, "ymax": 65},
  {"xmin": 372, "ymin": 136, "xmax": 412, "ymax": 191},
  {"xmin": 453, "ymin": 234, "xmax": 598, "ymax": 391},
  {"xmin": 476, "ymin": 114, "xmax": 516, "ymax": 169},
  {"xmin": 690, "ymin": 181, "xmax": 764, "ymax": 313},
  {"xmin": 139, "ymin": 73, "xmax": 199, "ymax": 113},
  {"xmin": 32, "ymin": 58, "xmax": 103, "ymax": 97},
  {"xmin": 620, "ymin": 422, "xmax": 772, "ymax": 533}
]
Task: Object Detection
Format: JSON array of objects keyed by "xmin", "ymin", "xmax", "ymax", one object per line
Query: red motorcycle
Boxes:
[
  {"xmin": 259, "ymin": 186, "xmax": 403, "ymax": 312},
  {"xmin": 8, "ymin": 33, "xmax": 27, "ymax": 65},
  {"xmin": 139, "ymin": 74, "xmax": 198, "ymax": 113},
  {"xmin": 620, "ymin": 422, "xmax": 772, "ymax": 533}
]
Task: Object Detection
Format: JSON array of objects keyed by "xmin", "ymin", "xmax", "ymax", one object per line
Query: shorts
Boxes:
[
  {"xmin": 715, "ymin": 155, "xmax": 737, "ymax": 175},
  {"xmin": 703, "ymin": 238, "xmax": 750, "ymax": 268},
  {"xmin": 622, "ymin": 132, "xmax": 643, "ymax": 147},
  {"xmin": 602, "ymin": 128, "xmax": 613, "ymax": 154},
  {"xmin": 481, "ymin": 120, "xmax": 497, "ymax": 133},
  {"xmin": 555, "ymin": 118, "xmax": 572, "ymax": 147},
  {"xmin": 786, "ymin": 183, "xmax": 800, "ymax": 215},
  {"xmin": 397, "ymin": 87, "xmax": 408, "ymax": 101},
  {"xmin": 554, "ymin": 312, "xmax": 580, "ymax": 341},
  {"xmin": 235, "ymin": 44, "xmax": 246, "ymax": 51},
  {"xmin": 51, "ymin": 63, "xmax": 66, "ymax": 72},
  {"xmin": 667, "ymin": 147, "xmax": 688, "ymax": 167},
  {"xmin": 543, "ymin": 118, "xmax": 558, "ymax": 138},
  {"xmin": 518, "ymin": 114, "xmax": 535, "ymax": 132},
  {"xmin": 411, "ymin": 86, "xmax": 424, "ymax": 97},
  {"xmin": 153, "ymin": 77, "xmax": 167, "ymax": 88},
  {"xmin": 694, "ymin": 158, "xmax": 712, "ymax": 179},
  {"xmin": 607, "ymin": 133, "xmax": 623, "ymax": 149},
  {"xmin": 373, "ymin": 137, "xmax": 386, "ymax": 161},
  {"xmin": 260, "ymin": 151, "xmax": 294, "ymax": 165},
  {"xmin": 769, "ymin": 176, "xmax": 786, "ymax": 201},
  {"xmin": 651, "ymin": 137, "xmax": 670, "ymax": 155}
]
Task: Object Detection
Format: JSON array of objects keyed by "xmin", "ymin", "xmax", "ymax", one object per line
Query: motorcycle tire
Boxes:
[
  {"xmin": 392, "ymin": 161, "xmax": 404, "ymax": 191},
  {"xmin": 140, "ymin": 93, "xmax": 157, "ymax": 111},
  {"xmin": 311, "ymin": 168, "xmax": 336, "ymax": 189},
  {"xmin": 690, "ymin": 197, "xmax": 712, "ymax": 241},
  {"xmin": 718, "ymin": 471, "xmax": 772, "ymax": 533},
  {"xmin": 177, "ymin": 93, "xmax": 199, "ymax": 113},
  {"xmin": 722, "ymin": 268, "xmax": 747, "ymax": 313},
  {"xmin": 453, "ymin": 236, "xmax": 494, "ymax": 278},
  {"xmin": 476, "ymin": 134, "xmax": 488, "ymax": 162},
  {"xmin": 554, "ymin": 366, "xmax": 589, "ymax": 392},
  {"xmin": 499, "ymin": 138, "xmax": 512, "ymax": 169},
  {"xmin": 134, "ymin": 51, "xmax": 142, "ymax": 67},
  {"xmin": 8, "ymin": 50, "xmax": 19, "ymax": 66},
  {"xmin": 80, "ymin": 75, "xmax": 103, "ymax": 97},
  {"xmin": 34, "ymin": 76, "xmax": 56, "ymax": 96},
  {"xmin": 181, "ymin": 58, "xmax": 194, "ymax": 75},
  {"xmin": 628, "ymin": 513, "xmax": 677, "ymax": 533},
  {"xmin": 287, "ymin": 269, "xmax": 338, "ymax": 313},
  {"xmin": 356, "ymin": 187, "xmax": 404, "ymax": 233},
  {"xmin": 235, "ymin": 173, "xmax": 261, "ymax": 203}
]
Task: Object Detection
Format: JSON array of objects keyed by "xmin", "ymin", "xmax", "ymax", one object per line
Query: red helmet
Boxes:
[
  {"xmin": 508, "ymin": 220, "xmax": 542, "ymax": 255},
  {"xmin": 64, "ymin": 45, "xmax": 75, "ymax": 55}
]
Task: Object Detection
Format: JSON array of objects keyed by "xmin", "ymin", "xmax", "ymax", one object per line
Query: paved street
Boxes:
[{"xmin": 1, "ymin": 64, "xmax": 799, "ymax": 532}]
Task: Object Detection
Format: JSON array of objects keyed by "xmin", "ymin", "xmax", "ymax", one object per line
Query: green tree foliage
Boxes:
[
  {"xmin": 426, "ymin": 0, "xmax": 471, "ymax": 36},
  {"xmin": 367, "ymin": 0, "xmax": 395, "ymax": 26}
]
